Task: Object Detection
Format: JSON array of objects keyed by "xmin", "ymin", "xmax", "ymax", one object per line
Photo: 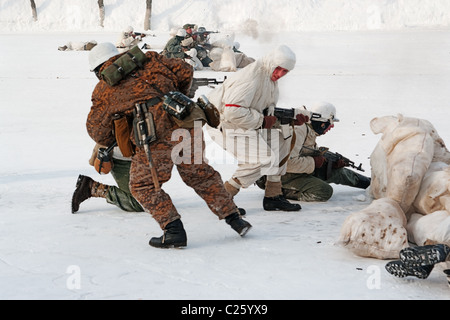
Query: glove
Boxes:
[
  {"xmin": 262, "ymin": 116, "xmax": 277, "ymax": 129},
  {"xmin": 294, "ymin": 114, "xmax": 309, "ymax": 126},
  {"xmin": 332, "ymin": 159, "xmax": 346, "ymax": 169},
  {"xmin": 313, "ymin": 156, "xmax": 325, "ymax": 168}
]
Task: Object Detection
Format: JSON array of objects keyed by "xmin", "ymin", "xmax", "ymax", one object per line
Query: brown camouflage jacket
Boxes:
[{"xmin": 86, "ymin": 51, "xmax": 194, "ymax": 146}]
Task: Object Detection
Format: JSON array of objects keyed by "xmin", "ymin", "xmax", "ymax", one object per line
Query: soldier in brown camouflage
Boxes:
[{"xmin": 85, "ymin": 43, "xmax": 251, "ymax": 248}]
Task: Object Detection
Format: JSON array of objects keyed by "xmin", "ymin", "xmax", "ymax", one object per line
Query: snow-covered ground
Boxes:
[
  {"xmin": 1, "ymin": 29, "xmax": 449, "ymax": 300},
  {"xmin": 1, "ymin": 0, "xmax": 450, "ymax": 301}
]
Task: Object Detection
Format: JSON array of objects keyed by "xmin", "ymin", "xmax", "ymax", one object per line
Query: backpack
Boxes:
[{"xmin": 101, "ymin": 45, "xmax": 147, "ymax": 86}]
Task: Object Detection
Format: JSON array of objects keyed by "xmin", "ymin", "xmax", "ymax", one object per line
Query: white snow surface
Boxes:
[
  {"xmin": 2, "ymin": 0, "xmax": 450, "ymax": 32},
  {"xmin": 1, "ymin": 0, "xmax": 450, "ymax": 300}
]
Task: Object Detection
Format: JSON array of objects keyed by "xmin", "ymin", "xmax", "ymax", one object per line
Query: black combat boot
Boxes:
[
  {"xmin": 255, "ymin": 175, "xmax": 267, "ymax": 190},
  {"xmin": 225, "ymin": 212, "xmax": 252, "ymax": 236},
  {"xmin": 385, "ymin": 260, "xmax": 434, "ymax": 279},
  {"xmin": 71, "ymin": 174, "xmax": 109, "ymax": 213},
  {"xmin": 355, "ymin": 175, "xmax": 371, "ymax": 189},
  {"xmin": 72, "ymin": 175, "xmax": 94, "ymax": 213},
  {"xmin": 149, "ymin": 219, "xmax": 187, "ymax": 249},
  {"xmin": 399, "ymin": 244, "xmax": 450, "ymax": 268},
  {"xmin": 263, "ymin": 195, "xmax": 302, "ymax": 212}
]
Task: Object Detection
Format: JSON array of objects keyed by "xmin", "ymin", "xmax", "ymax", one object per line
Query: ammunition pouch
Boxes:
[
  {"xmin": 163, "ymin": 91, "xmax": 207, "ymax": 129},
  {"xmin": 101, "ymin": 45, "xmax": 147, "ymax": 86}
]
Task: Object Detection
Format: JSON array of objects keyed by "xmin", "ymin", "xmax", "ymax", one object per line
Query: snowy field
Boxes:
[{"xmin": 0, "ymin": 28, "xmax": 449, "ymax": 301}]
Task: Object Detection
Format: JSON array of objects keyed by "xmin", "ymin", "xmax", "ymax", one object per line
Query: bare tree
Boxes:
[
  {"xmin": 144, "ymin": 0, "xmax": 152, "ymax": 31},
  {"xmin": 30, "ymin": 0, "xmax": 37, "ymax": 22},
  {"xmin": 98, "ymin": 0, "xmax": 105, "ymax": 27}
]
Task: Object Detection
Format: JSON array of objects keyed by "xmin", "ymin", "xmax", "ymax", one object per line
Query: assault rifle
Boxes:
[
  {"xmin": 273, "ymin": 107, "xmax": 322, "ymax": 125},
  {"xmin": 193, "ymin": 77, "xmax": 227, "ymax": 87},
  {"xmin": 189, "ymin": 77, "xmax": 227, "ymax": 97},
  {"xmin": 134, "ymin": 32, "xmax": 156, "ymax": 37},
  {"xmin": 194, "ymin": 30, "xmax": 219, "ymax": 35},
  {"xmin": 302, "ymin": 145, "xmax": 365, "ymax": 174}
]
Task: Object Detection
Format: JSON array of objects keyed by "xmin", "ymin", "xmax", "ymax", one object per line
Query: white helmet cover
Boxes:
[
  {"xmin": 310, "ymin": 102, "xmax": 339, "ymax": 123},
  {"xmin": 176, "ymin": 28, "xmax": 187, "ymax": 37},
  {"xmin": 88, "ymin": 42, "xmax": 119, "ymax": 71}
]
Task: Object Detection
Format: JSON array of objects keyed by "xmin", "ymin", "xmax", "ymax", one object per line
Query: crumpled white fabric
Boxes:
[
  {"xmin": 339, "ymin": 198, "xmax": 408, "ymax": 259},
  {"xmin": 369, "ymin": 115, "xmax": 435, "ymax": 213},
  {"xmin": 340, "ymin": 114, "xmax": 450, "ymax": 259},
  {"xmin": 407, "ymin": 211, "xmax": 450, "ymax": 246}
]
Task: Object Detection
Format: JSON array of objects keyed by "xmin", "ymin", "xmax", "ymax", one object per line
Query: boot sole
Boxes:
[
  {"xmin": 263, "ymin": 205, "xmax": 301, "ymax": 212},
  {"xmin": 149, "ymin": 241, "xmax": 187, "ymax": 249},
  {"xmin": 385, "ymin": 261, "xmax": 433, "ymax": 279},
  {"xmin": 239, "ymin": 225, "xmax": 252, "ymax": 237},
  {"xmin": 400, "ymin": 244, "xmax": 450, "ymax": 268}
]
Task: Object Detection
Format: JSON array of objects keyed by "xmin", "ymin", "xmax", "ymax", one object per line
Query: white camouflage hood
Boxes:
[{"xmin": 262, "ymin": 45, "xmax": 297, "ymax": 75}]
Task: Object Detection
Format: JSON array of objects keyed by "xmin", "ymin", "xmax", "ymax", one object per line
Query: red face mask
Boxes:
[{"xmin": 271, "ymin": 66, "xmax": 289, "ymax": 82}]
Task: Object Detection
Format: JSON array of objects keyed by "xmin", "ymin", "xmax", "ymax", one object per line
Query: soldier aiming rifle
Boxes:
[
  {"xmin": 301, "ymin": 145, "xmax": 365, "ymax": 177},
  {"xmin": 256, "ymin": 102, "xmax": 371, "ymax": 202}
]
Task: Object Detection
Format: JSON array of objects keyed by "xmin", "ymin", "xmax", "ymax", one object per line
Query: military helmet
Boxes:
[
  {"xmin": 309, "ymin": 102, "xmax": 339, "ymax": 123},
  {"xmin": 88, "ymin": 42, "xmax": 119, "ymax": 71}
]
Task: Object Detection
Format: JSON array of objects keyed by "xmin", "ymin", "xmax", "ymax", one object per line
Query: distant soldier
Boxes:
[
  {"xmin": 116, "ymin": 26, "xmax": 145, "ymax": 51},
  {"xmin": 193, "ymin": 26, "xmax": 214, "ymax": 67},
  {"xmin": 58, "ymin": 40, "xmax": 97, "ymax": 51},
  {"xmin": 161, "ymin": 28, "xmax": 187, "ymax": 59}
]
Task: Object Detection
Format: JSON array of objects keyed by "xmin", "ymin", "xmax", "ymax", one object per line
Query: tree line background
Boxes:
[{"xmin": 29, "ymin": 0, "xmax": 154, "ymax": 30}]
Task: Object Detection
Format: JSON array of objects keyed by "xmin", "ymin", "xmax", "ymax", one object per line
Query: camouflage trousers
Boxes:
[
  {"xmin": 106, "ymin": 158, "xmax": 144, "ymax": 212},
  {"xmin": 281, "ymin": 167, "xmax": 370, "ymax": 202},
  {"xmin": 129, "ymin": 127, "xmax": 238, "ymax": 229}
]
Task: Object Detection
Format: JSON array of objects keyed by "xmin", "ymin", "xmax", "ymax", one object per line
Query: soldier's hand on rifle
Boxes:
[
  {"xmin": 262, "ymin": 116, "xmax": 277, "ymax": 129},
  {"xmin": 294, "ymin": 114, "xmax": 309, "ymax": 126},
  {"xmin": 313, "ymin": 156, "xmax": 325, "ymax": 168}
]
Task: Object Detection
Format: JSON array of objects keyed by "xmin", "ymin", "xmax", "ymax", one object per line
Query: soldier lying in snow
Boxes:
[{"xmin": 58, "ymin": 40, "xmax": 97, "ymax": 51}]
